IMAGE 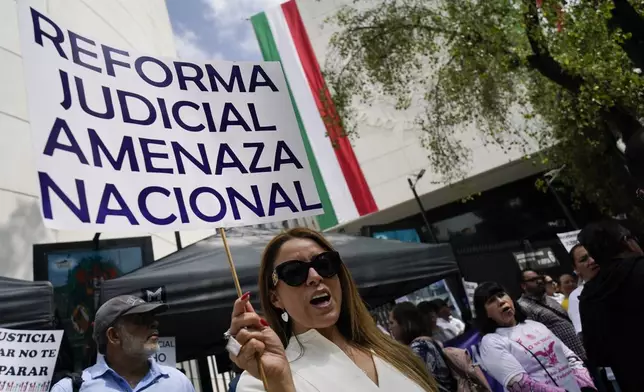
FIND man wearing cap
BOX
[51,295,195,391]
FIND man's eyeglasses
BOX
[623,234,640,244]
[523,276,544,283]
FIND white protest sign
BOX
[0,328,63,391]
[557,230,581,253]
[96,337,176,367]
[18,5,323,232]
[153,337,176,367]
[463,280,478,316]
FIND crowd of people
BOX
[47,221,642,392]
[470,219,641,392]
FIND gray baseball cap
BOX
[93,295,168,343]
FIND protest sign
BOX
[0,328,63,391]
[557,230,581,253]
[153,337,176,367]
[97,337,176,368]
[17,4,323,232]
[463,280,478,316]
[513,247,559,270]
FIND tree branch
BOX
[609,0,644,69]
[347,23,455,36]
[523,0,583,92]
[522,2,643,145]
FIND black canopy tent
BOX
[100,227,460,362]
[0,277,76,381]
[0,276,56,329]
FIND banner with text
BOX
[0,328,63,391]
[153,337,176,367]
[18,4,323,231]
[462,280,478,316]
[557,230,581,254]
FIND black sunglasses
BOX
[623,234,640,244]
[272,251,342,287]
[523,276,544,283]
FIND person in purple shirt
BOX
[51,295,194,392]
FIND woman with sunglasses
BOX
[227,228,438,392]
[474,282,596,392]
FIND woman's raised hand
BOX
[228,293,294,388]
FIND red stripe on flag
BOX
[281,0,377,216]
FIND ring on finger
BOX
[226,325,249,339]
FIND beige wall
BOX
[0,0,183,280]
[296,0,540,221]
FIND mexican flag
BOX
[251,0,378,230]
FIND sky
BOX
[166,0,285,62]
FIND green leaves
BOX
[325,0,644,213]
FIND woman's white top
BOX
[479,320,583,392]
[237,329,426,391]
[567,284,584,333]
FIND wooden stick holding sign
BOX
[219,228,270,390]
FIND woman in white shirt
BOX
[474,282,596,392]
[226,228,438,392]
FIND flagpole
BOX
[218,228,270,390]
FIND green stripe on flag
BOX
[251,12,338,230]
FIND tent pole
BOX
[218,228,270,391]
[93,232,101,250]
[175,231,183,250]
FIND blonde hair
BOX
[258,228,437,392]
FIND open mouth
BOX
[148,331,159,340]
[309,292,331,308]
[501,305,512,314]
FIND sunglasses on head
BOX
[272,251,342,287]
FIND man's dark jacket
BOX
[580,254,644,392]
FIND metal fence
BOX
[177,357,236,392]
